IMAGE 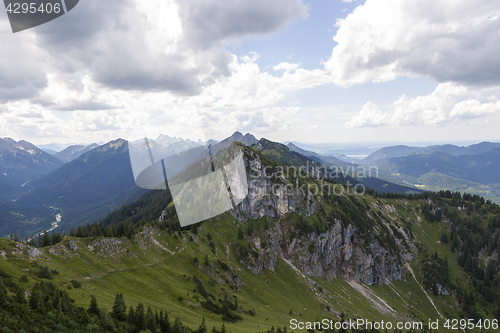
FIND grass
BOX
[0,194,494,332]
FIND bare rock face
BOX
[228,146,318,221]
[240,218,412,286]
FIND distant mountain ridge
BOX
[255,138,420,195]
[363,141,500,164]
[3,132,259,235]
[0,137,64,201]
[55,143,100,162]
[377,147,500,184]
[286,142,354,168]
[16,139,143,231]
[220,131,258,146]
[363,142,500,203]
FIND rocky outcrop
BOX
[239,218,413,286]
[226,145,318,221]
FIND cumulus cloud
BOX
[0,0,308,101]
[0,0,317,142]
[449,100,500,118]
[346,83,500,127]
[325,0,500,87]
[177,0,308,50]
[330,0,500,128]
[345,102,390,128]
[0,49,326,143]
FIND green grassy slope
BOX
[2,190,498,332]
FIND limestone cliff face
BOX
[226,145,318,221]
[240,218,413,285]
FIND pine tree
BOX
[29,289,40,310]
[15,287,26,304]
[159,309,170,333]
[127,222,135,239]
[83,226,90,238]
[0,280,6,306]
[76,226,84,238]
[127,306,136,327]
[88,295,100,316]
[145,306,157,331]
[135,302,145,331]
[42,231,50,247]
[172,317,182,333]
[197,317,207,333]
[112,293,127,321]
[91,223,102,237]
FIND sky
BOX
[1,0,500,146]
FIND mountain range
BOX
[0,137,64,201]
[4,133,500,239]
[0,139,499,332]
[357,141,500,202]
[54,143,100,163]
[0,132,262,237]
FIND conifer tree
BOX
[159,309,170,333]
[15,287,26,304]
[83,226,90,238]
[88,295,100,316]
[145,306,157,331]
[29,289,39,310]
[127,305,136,327]
[0,280,6,306]
[112,293,127,321]
[197,317,207,333]
[42,231,50,247]
[91,222,102,237]
[172,317,182,333]
[135,302,145,331]
[76,226,83,238]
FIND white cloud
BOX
[332,0,500,129]
[449,100,500,118]
[308,124,319,130]
[0,50,329,143]
[0,0,308,100]
[325,0,500,87]
[346,83,500,127]
[0,0,316,143]
[345,102,390,128]
[274,62,301,72]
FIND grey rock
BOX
[68,241,78,251]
